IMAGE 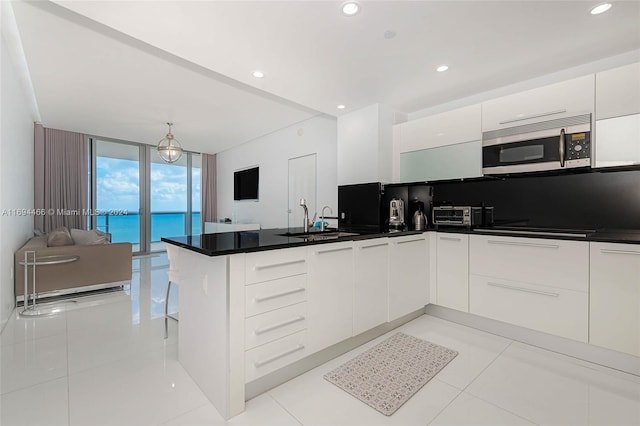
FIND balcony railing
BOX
[96,212,201,244]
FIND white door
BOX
[288,154,317,229]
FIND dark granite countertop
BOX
[161,227,424,256]
[162,226,640,257]
[436,226,640,245]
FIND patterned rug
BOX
[324,332,458,416]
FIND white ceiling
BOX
[9,0,640,155]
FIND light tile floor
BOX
[1,255,639,426]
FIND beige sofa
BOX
[15,234,132,300]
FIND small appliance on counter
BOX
[433,205,493,228]
[388,198,405,231]
[338,182,386,232]
[412,207,427,230]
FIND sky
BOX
[96,157,200,213]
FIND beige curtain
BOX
[34,123,88,233]
[201,153,217,230]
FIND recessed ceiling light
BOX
[590,3,612,14]
[383,30,397,39]
[436,65,449,72]
[337,105,346,110]
[252,70,264,78]
[341,2,360,16]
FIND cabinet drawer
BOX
[469,275,588,342]
[245,302,307,350]
[245,274,307,317]
[245,330,308,382]
[245,247,307,284]
[469,235,588,292]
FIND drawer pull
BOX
[254,259,305,270]
[315,246,353,255]
[439,236,462,242]
[254,344,305,368]
[487,281,560,298]
[396,238,424,245]
[360,243,388,250]
[254,287,305,302]
[498,109,566,125]
[600,249,640,256]
[488,240,559,249]
[254,316,306,335]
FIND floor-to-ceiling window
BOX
[92,138,200,254]
[93,140,142,252]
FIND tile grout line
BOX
[462,339,514,392]
[461,341,542,426]
[267,392,305,425]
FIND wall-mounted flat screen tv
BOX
[234,166,259,200]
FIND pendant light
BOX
[157,122,184,163]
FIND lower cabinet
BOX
[468,235,589,343]
[388,234,429,321]
[590,242,640,356]
[353,238,389,335]
[436,233,469,312]
[307,241,354,352]
[469,275,588,342]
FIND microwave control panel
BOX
[566,132,590,160]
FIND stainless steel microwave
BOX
[482,114,591,175]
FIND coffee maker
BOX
[388,198,405,231]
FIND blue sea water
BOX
[96,213,201,244]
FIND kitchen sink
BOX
[279,231,359,240]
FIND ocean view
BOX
[96,212,201,244]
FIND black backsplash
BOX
[388,169,640,230]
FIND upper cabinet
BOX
[394,104,482,182]
[481,75,595,133]
[594,62,640,168]
[595,62,640,120]
[397,105,481,153]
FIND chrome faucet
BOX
[320,206,333,232]
[299,198,310,233]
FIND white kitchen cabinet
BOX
[594,63,640,168]
[397,104,481,153]
[469,275,588,342]
[481,74,594,132]
[469,235,588,292]
[595,115,640,167]
[400,141,482,182]
[388,234,429,321]
[353,238,389,335]
[395,105,482,182]
[595,62,640,120]
[589,242,640,357]
[469,234,589,342]
[436,233,469,312]
[306,241,354,352]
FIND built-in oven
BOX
[482,114,591,175]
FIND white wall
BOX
[0,35,37,328]
[216,115,337,229]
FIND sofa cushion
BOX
[47,227,73,247]
[71,228,108,245]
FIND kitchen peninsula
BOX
[162,227,429,419]
[163,225,640,419]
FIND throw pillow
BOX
[94,229,112,243]
[47,227,73,247]
[70,228,108,245]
